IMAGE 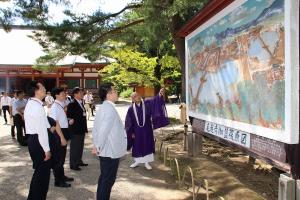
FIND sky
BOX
[0,0,136,24]
[49,0,137,22]
[0,0,136,66]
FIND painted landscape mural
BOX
[187,0,285,131]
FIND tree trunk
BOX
[170,14,186,102]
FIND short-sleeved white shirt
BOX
[49,100,68,128]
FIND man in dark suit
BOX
[67,87,88,170]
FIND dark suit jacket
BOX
[67,100,88,135]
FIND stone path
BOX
[0,103,191,200]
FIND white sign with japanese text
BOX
[204,121,251,148]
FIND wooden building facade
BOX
[0,27,110,93]
[0,63,107,93]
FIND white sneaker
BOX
[145,163,152,170]
[130,162,139,168]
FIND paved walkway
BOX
[0,103,191,200]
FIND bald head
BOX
[131,92,138,98]
[131,92,141,103]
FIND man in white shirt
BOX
[83,90,93,120]
[12,90,27,145]
[92,82,127,200]
[24,81,52,200]
[10,91,18,139]
[1,92,12,125]
[0,91,3,116]
[50,87,74,187]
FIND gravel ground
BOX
[0,103,191,200]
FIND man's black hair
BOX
[72,87,82,95]
[26,81,40,97]
[16,90,24,97]
[98,82,114,101]
[51,88,64,99]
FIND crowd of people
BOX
[0,90,95,143]
[0,81,169,200]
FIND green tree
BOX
[100,47,158,92]
[159,54,181,96]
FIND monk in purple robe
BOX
[125,88,169,170]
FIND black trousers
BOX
[97,157,120,200]
[27,134,51,200]
[14,114,27,145]
[2,105,9,123]
[11,124,15,138]
[91,104,95,116]
[53,129,69,183]
[53,145,67,183]
[70,134,85,168]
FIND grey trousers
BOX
[69,134,85,168]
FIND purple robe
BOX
[125,95,169,158]
[151,95,170,129]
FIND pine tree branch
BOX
[88,3,143,26]
[94,18,145,43]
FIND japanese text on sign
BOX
[204,121,251,148]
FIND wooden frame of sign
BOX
[178,0,300,178]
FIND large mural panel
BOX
[186,0,299,143]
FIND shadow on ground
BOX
[0,131,191,200]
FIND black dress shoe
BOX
[78,163,88,167]
[64,176,74,182]
[70,166,81,171]
[55,182,71,188]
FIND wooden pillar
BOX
[98,74,102,88]
[5,72,9,92]
[56,72,59,87]
[61,71,64,84]
[80,68,84,88]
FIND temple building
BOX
[0,27,112,92]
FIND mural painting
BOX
[186,0,298,143]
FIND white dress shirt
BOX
[49,100,68,128]
[65,96,72,106]
[11,97,17,114]
[24,98,51,152]
[1,96,12,107]
[92,100,127,159]
[11,97,17,105]
[12,99,27,116]
[83,94,93,104]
